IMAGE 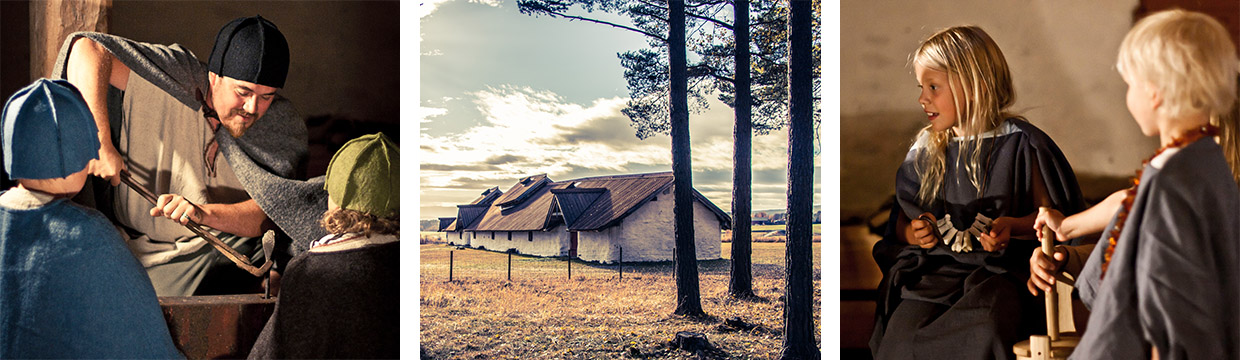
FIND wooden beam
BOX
[30,0,111,79]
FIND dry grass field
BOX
[420,242,821,359]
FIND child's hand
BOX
[979,216,1012,252]
[909,212,939,249]
[1027,245,1068,295]
[1034,207,1067,242]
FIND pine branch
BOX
[688,12,733,30]
[688,64,735,83]
[686,0,730,9]
[631,0,732,31]
[535,5,668,41]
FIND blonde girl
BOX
[871,25,1085,360]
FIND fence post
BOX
[618,246,623,281]
[567,255,572,280]
[507,251,512,282]
[449,250,454,282]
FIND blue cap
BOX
[2,79,100,180]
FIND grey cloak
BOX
[1070,137,1240,360]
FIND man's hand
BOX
[89,142,126,186]
[980,216,1012,252]
[1027,245,1068,295]
[1034,207,1068,242]
[909,212,939,249]
[150,193,205,225]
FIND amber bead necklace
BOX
[1100,124,1219,279]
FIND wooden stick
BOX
[119,170,271,277]
[1040,207,1060,341]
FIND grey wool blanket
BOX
[51,31,328,262]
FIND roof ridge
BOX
[558,171,673,183]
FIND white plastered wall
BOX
[457,226,570,257]
[576,193,723,263]
[446,231,469,246]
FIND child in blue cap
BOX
[0,79,182,358]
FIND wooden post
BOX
[449,250,454,282]
[1040,207,1059,341]
[567,256,572,280]
[31,0,111,78]
[618,246,623,281]
[507,251,512,282]
[1030,335,1051,360]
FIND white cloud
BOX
[423,85,668,177]
[419,0,502,19]
[419,107,449,127]
[419,85,818,218]
[423,85,804,176]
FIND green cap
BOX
[325,133,399,217]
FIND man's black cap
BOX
[207,15,289,88]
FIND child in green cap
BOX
[0,79,182,358]
[250,132,398,359]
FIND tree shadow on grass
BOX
[587,258,732,274]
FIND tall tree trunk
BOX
[780,0,819,358]
[728,0,755,299]
[670,0,704,317]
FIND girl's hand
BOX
[1034,207,1067,242]
[979,216,1012,252]
[1027,245,1068,295]
[909,212,939,249]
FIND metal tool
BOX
[119,170,273,277]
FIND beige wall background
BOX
[108,1,399,125]
[840,0,1156,218]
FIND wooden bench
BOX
[841,224,884,356]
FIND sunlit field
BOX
[420,242,821,359]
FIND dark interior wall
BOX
[1,0,31,102]
[110,1,400,127]
[0,1,29,190]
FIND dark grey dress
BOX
[1071,137,1240,360]
[871,118,1085,360]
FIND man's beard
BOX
[224,110,257,137]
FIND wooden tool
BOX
[119,170,273,277]
[1013,207,1080,360]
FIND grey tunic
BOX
[50,32,329,295]
[1072,138,1240,359]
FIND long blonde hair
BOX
[1118,9,1240,185]
[911,25,1022,207]
[1224,78,1240,185]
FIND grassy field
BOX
[420,242,821,359]
[749,224,821,234]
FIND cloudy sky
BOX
[419,0,821,220]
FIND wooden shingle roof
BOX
[472,180,567,231]
[549,187,606,228]
[494,174,548,207]
[461,172,732,232]
[455,204,490,230]
[555,173,674,231]
[437,217,457,232]
[471,186,503,205]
